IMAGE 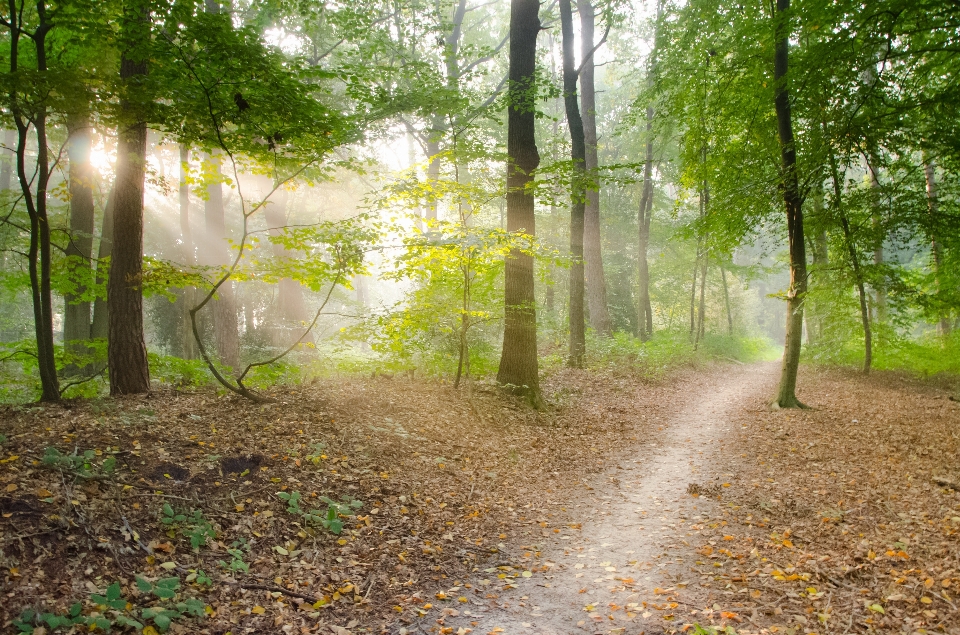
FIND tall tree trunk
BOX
[0,129,14,189]
[91,187,115,341]
[827,146,871,373]
[694,251,708,348]
[869,165,885,331]
[63,113,96,369]
[721,265,733,335]
[805,186,827,345]
[923,160,950,338]
[265,188,312,346]
[773,0,808,408]
[579,0,612,337]
[9,2,59,401]
[637,109,655,341]
[108,0,151,395]
[560,0,586,367]
[203,151,240,368]
[178,144,197,359]
[497,0,543,408]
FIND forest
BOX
[0,0,958,633]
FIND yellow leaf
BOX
[5,483,17,492]
[521,571,532,577]
[143,627,160,635]
[783,539,794,548]
[924,578,934,589]
[920,597,932,604]
[868,604,884,613]
[251,605,265,614]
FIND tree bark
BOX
[827,145,870,373]
[178,144,197,359]
[202,151,240,368]
[560,0,586,367]
[637,107,655,341]
[579,0,612,337]
[0,129,14,189]
[63,113,96,367]
[264,188,312,346]
[91,186,115,341]
[720,265,733,335]
[497,0,543,408]
[107,0,151,395]
[773,0,808,408]
[9,2,59,401]
[923,159,950,338]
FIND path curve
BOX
[431,363,778,635]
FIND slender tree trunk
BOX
[694,252,708,348]
[923,160,950,338]
[265,188,311,346]
[63,113,96,369]
[0,129,14,189]
[108,0,151,395]
[497,0,543,408]
[688,256,699,339]
[773,0,808,408]
[868,165,885,331]
[579,0,612,337]
[91,186,115,341]
[9,2,59,401]
[637,109,655,341]
[827,148,871,373]
[178,144,197,359]
[721,265,733,335]
[202,151,240,368]
[560,0,586,367]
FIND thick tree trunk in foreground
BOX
[579,0,612,337]
[63,113,96,366]
[560,0,586,367]
[773,0,808,408]
[203,152,240,368]
[923,160,950,338]
[108,2,151,395]
[497,0,543,408]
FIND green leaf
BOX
[106,581,122,601]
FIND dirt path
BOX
[431,363,779,635]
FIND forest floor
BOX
[1,361,958,635]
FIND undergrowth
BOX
[807,331,960,378]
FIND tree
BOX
[579,0,612,337]
[5,0,60,401]
[107,0,151,395]
[772,0,807,408]
[497,0,543,407]
[559,0,586,367]
[63,112,96,369]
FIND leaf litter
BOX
[1,363,956,634]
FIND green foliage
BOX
[277,490,362,535]
[161,504,216,550]
[12,575,206,634]
[562,330,776,380]
[41,446,117,477]
[218,539,251,574]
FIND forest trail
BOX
[437,363,779,635]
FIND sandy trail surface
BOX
[425,363,778,635]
